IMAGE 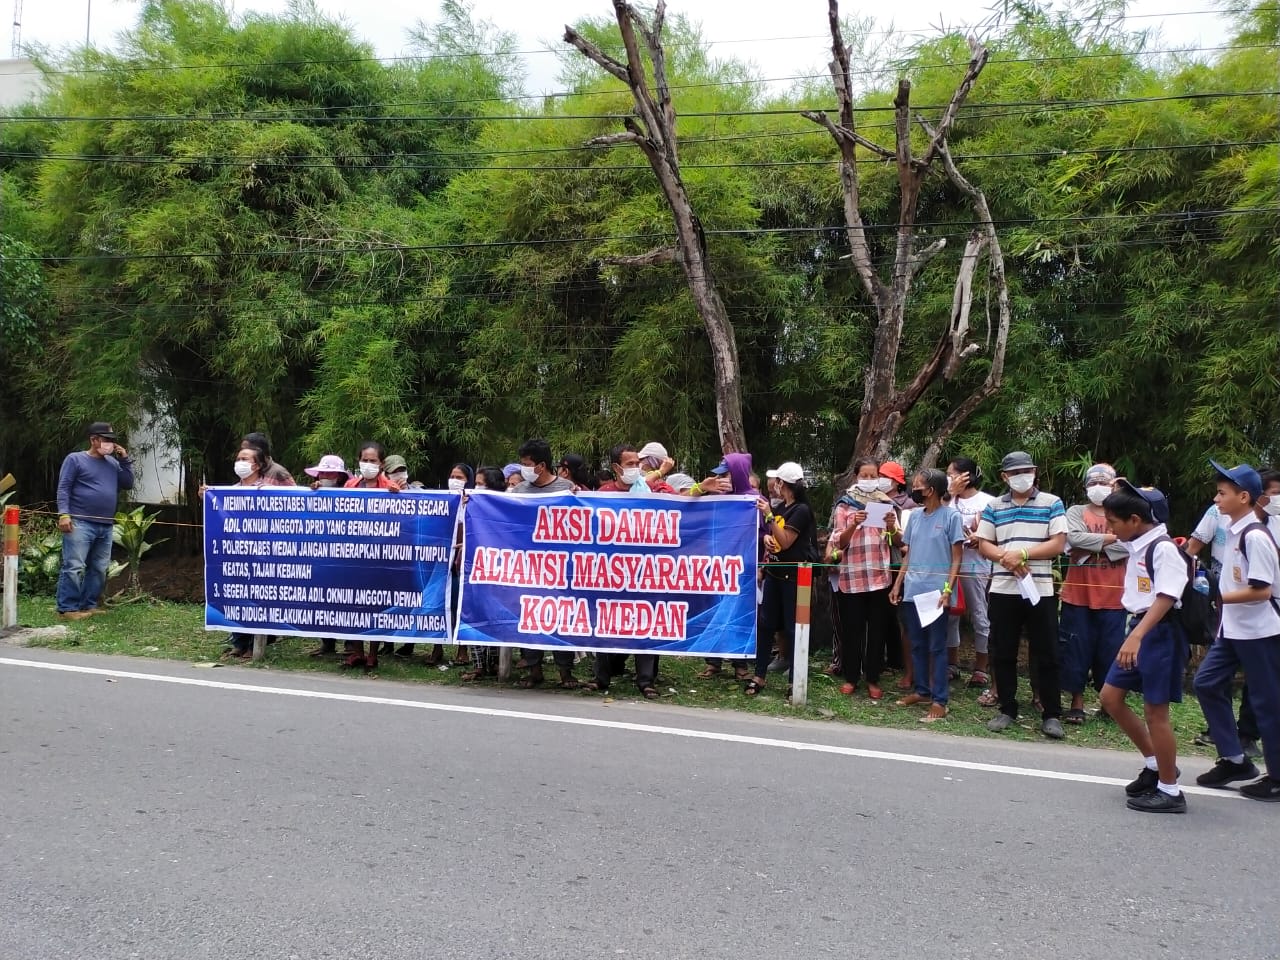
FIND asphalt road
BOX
[2,646,1277,960]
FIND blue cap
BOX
[1115,478,1170,524]
[1210,460,1262,500]
[710,461,729,475]
[502,463,523,479]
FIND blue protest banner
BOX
[203,487,460,642]
[457,491,758,656]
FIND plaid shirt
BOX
[832,501,893,594]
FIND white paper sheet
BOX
[861,501,895,529]
[1017,573,1041,605]
[913,590,944,626]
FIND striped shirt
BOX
[975,489,1068,597]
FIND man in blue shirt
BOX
[55,421,134,619]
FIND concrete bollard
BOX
[791,563,812,706]
[2,507,18,629]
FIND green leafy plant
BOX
[111,507,167,599]
[19,531,62,596]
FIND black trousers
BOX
[756,573,798,679]
[594,652,658,691]
[988,592,1061,720]
[836,588,890,685]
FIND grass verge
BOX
[14,595,1216,754]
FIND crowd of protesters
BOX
[54,419,1280,813]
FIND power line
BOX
[5,89,1273,124]
[29,8,1241,76]
[4,139,1270,173]
[8,207,1275,264]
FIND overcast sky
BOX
[17,0,1233,92]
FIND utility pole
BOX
[11,0,20,57]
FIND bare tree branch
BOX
[910,237,948,276]
[588,131,647,148]
[601,246,678,267]
[800,110,895,160]
[918,43,990,169]
[562,26,629,84]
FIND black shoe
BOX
[1193,729,1213,748]
[1126,789,1187,814]
[1239,776,1280,802]
[1241,738,1263,761]
[1125,766,1181,797]
[1195,757,1260,789]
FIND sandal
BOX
[734,666,752,681]
[822,663,840,676]
[1063,708,1088,725]
[744,678,765,697]
[977,688,999,707]
[556,677,582,690]
[640,686,659,700]
[967,670,990,688]
[459,669,489,682]
[695,666,722,680]
[947,664,961,681]
[582,681,608,693]
[517,670,544,689]
[895,676,913,691]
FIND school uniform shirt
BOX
[1219,515,1280,640]
[1121,524,1189,615]
[1190,505,1230,571]
[901,505,965,600]
[975,488,1068,598]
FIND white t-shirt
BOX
[1219,515,1280,639]
[1190,505,1230,569]
[1122,524,1189,615]
[952,490,994,573]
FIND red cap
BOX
[879,461,906,485]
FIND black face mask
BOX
[909,488,926,504]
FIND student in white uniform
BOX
[1098,481,1190,814]
[1193,462,1280,803]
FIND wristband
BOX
[942,582,952,595]
[1020,548,1029,563]
[690,482,702,496]
[58,514,70,521]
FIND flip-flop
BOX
[1063,708,1088,725]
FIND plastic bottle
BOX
[1193,567,1211,596]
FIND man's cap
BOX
[383,455,408,475]
[1210,459,1262,500]
[87,421,117,440]
[304,454,349,478]
[1115,478,1170,524]
[766,461,805,485]
[878,460,906,485]
[666,472,696,492]
[1000,450,1036,472]
[709,460,730,475]
[502,463,523,479]
[1085,463,1117,486]
[637,442,668,461]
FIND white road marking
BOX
[0,655,1241,800]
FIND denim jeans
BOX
[55,519,114,613]
[905,602,950,705]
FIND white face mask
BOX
[621,467,643,486]
[855,478,879,494]
[447,477,466,492]
[1007,474,1035,494]
[316,477,339,488]
[98,442,115,456]
[520,465,538,483]
[233,460,254,479]
[1263,498,1280,517]
[877,477,893,493]
[388,470,408,485]
[358,461,381,480]
[1086,484,1111,506]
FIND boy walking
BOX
[1098,481,1190,813]
[1193,462,1280,802]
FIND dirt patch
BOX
[108,553,205,604]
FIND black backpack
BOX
[1143,536,1216,646]
[1236,521,1280,618]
